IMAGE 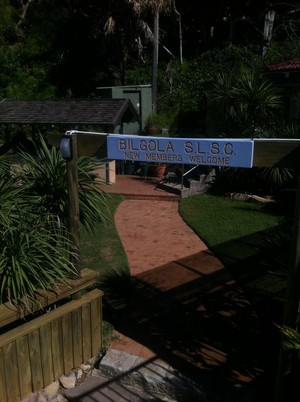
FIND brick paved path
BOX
[115,199,208,274]
[97,177,274,401]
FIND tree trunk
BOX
[173,1,182,64]
[262,9,275,59]
[152,9,159,112]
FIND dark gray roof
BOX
[0,98,139,128]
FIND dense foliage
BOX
[0,152,73,311]
[0,140,109,312]
[18,137,109,232]
[0,0,299,101]
[0,1,298,211]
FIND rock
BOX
[80,363,92,372]
[41,380,60,401]
[21,393,39,402]
[87,355,99,366]
[76,368,83,380]
[59,372,76,389]
[56,394,68,402]
[36,392,47,402]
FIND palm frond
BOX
[277,325,300,351]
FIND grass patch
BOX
[179,193,283,247]
[179,193,289,307]
[80,193,131,346]
[80,194,130,276]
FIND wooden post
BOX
[66,133,81,280]
[274,172,300,402]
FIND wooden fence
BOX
[0,270,103,402]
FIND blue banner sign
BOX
[107,135,254,168]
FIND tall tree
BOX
[102,0,172,109]
[262,9,276,59]
[132,1,172,111]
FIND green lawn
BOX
[80,193,132,317]
[180,193,290,304]
[80,193,130,276]
[179,193,284,247]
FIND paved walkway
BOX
[115,199,209,274]
[102,174,180,201]
[98,176,272,401]
[64,175,274,401]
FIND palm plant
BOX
[210,70,282,137]
[209,70,296,197]
[77,155,110,232]
[16,136,109,232]
[279,326,300,351]
[0,171,75,312]
[0,214,75,312]
[257,122,300,196]
[234,72,282,135]
[0,137,109,312]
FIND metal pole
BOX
[274,171,300,401]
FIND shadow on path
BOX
[103,243,284,401]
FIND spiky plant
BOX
[210,71,282,137]
[0,215,76,312]
[278,326,300,351]
[77,155,110,232]
[17,136,109,232]
[0,171,75,312]
[0,136,109,313]
[233,71,282,134]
